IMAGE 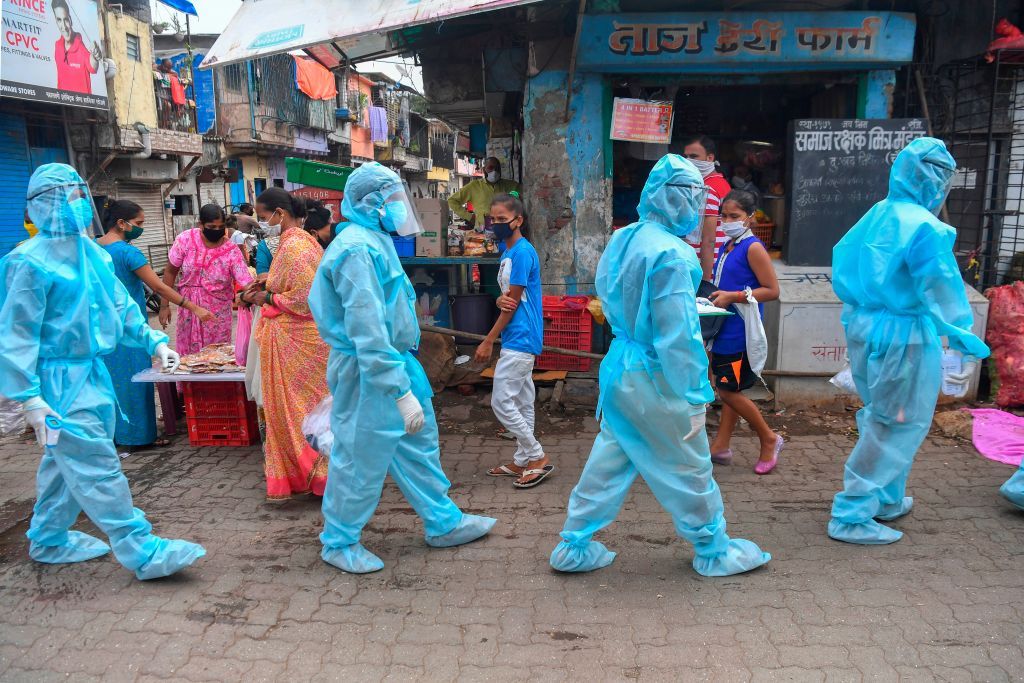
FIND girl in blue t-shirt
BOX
[707,190,784,474]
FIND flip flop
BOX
[513,465,554,489]
[487,464,521,477]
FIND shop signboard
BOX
[1,0,108,109]
[577,12,916,73]
[785,118,927,266]
[610,98,673,144]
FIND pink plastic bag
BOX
[969,408,1024,466]
[235,305,253,367]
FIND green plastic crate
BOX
[285,157,355,191]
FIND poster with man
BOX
[1,0,108,109]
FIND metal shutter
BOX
[0,114,31,258]
[116,184,172,272]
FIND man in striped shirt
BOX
[683,136,731,280]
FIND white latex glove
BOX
[396,391,425,435]
[22,397,61,447]
[683,407,707,441]
[155,342,181,373]
[946,353,979,388]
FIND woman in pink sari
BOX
[160,204,253,354]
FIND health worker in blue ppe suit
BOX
[1001,463,1024,511]
[309,162,496,574]
[830,137,990,545]
[0,164,205,579]
[549,154,771,577]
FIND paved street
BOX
[0,409,1022,682]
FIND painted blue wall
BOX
[523,70,608,294]
[168,52,216,134]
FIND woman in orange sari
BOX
[243,189,332,500]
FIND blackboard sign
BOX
[785,118,927,266]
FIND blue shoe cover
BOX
[321,543,384,574]
[549,539,616,572]
[828,518,903,545]
[29,531,110,564]
[692,539,771,577]
[1000,479,1024,511]
[424,514,496,548]
[875,497,913,521]
[134,539,206,580]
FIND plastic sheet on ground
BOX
[969,408,1024,466]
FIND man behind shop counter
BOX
[447,157,521,228]
[682,135,731,280]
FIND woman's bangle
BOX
[179,295,188,308]
[264,291,273,305]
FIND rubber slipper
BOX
[513,465,554,489]
[487,464,521,477]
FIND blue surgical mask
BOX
[381,201,408,234]
[65,198,94,233]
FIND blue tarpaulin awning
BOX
[155,0,198,16]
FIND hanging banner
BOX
[610,98,674,144]
[578,12,916,73]
[0,0,108,109]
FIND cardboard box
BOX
[415,198,448,257]
[416,229,445,257]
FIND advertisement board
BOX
[1,0,109,109]
[610,98,674,144]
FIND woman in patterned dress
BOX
[242,189,330,500]
[159,204,253,355]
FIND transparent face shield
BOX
[27,180,102,239]
[379,182,423,237]
[660,181,709,239]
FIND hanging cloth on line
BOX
[368,106,390,143]
[293,56,337,101]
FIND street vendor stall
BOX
[133,343,257,446]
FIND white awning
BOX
[200,0,543,69]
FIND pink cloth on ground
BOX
[969,408,1024,466]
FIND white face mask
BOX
[485,171,499,183]
[258,212,282,237]
[691,159,716,178]
[721,220,749,240]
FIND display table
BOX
[132,368,247,436]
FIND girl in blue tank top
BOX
[707,190,784,474]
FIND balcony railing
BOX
[155,79,197,134]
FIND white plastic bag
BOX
[940,348,968,398]
[735,287,768,378]
[830,365,858,394]
[0,396,25,436]
[303,394,333,458]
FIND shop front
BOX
[577,10,917,260]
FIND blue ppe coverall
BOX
[999,463,1024,511]
[829,138,991,544]
[549,155,771,577]
[309,162,495,574]
[0,164,204,579]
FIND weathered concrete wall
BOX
[523,70,610,294]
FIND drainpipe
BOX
[131,122,152,158]
[246,61,258,142]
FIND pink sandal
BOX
[754,436,784,475]
[710,449,733,465]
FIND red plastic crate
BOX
[183,382,258,446]
[536,295,594,372]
